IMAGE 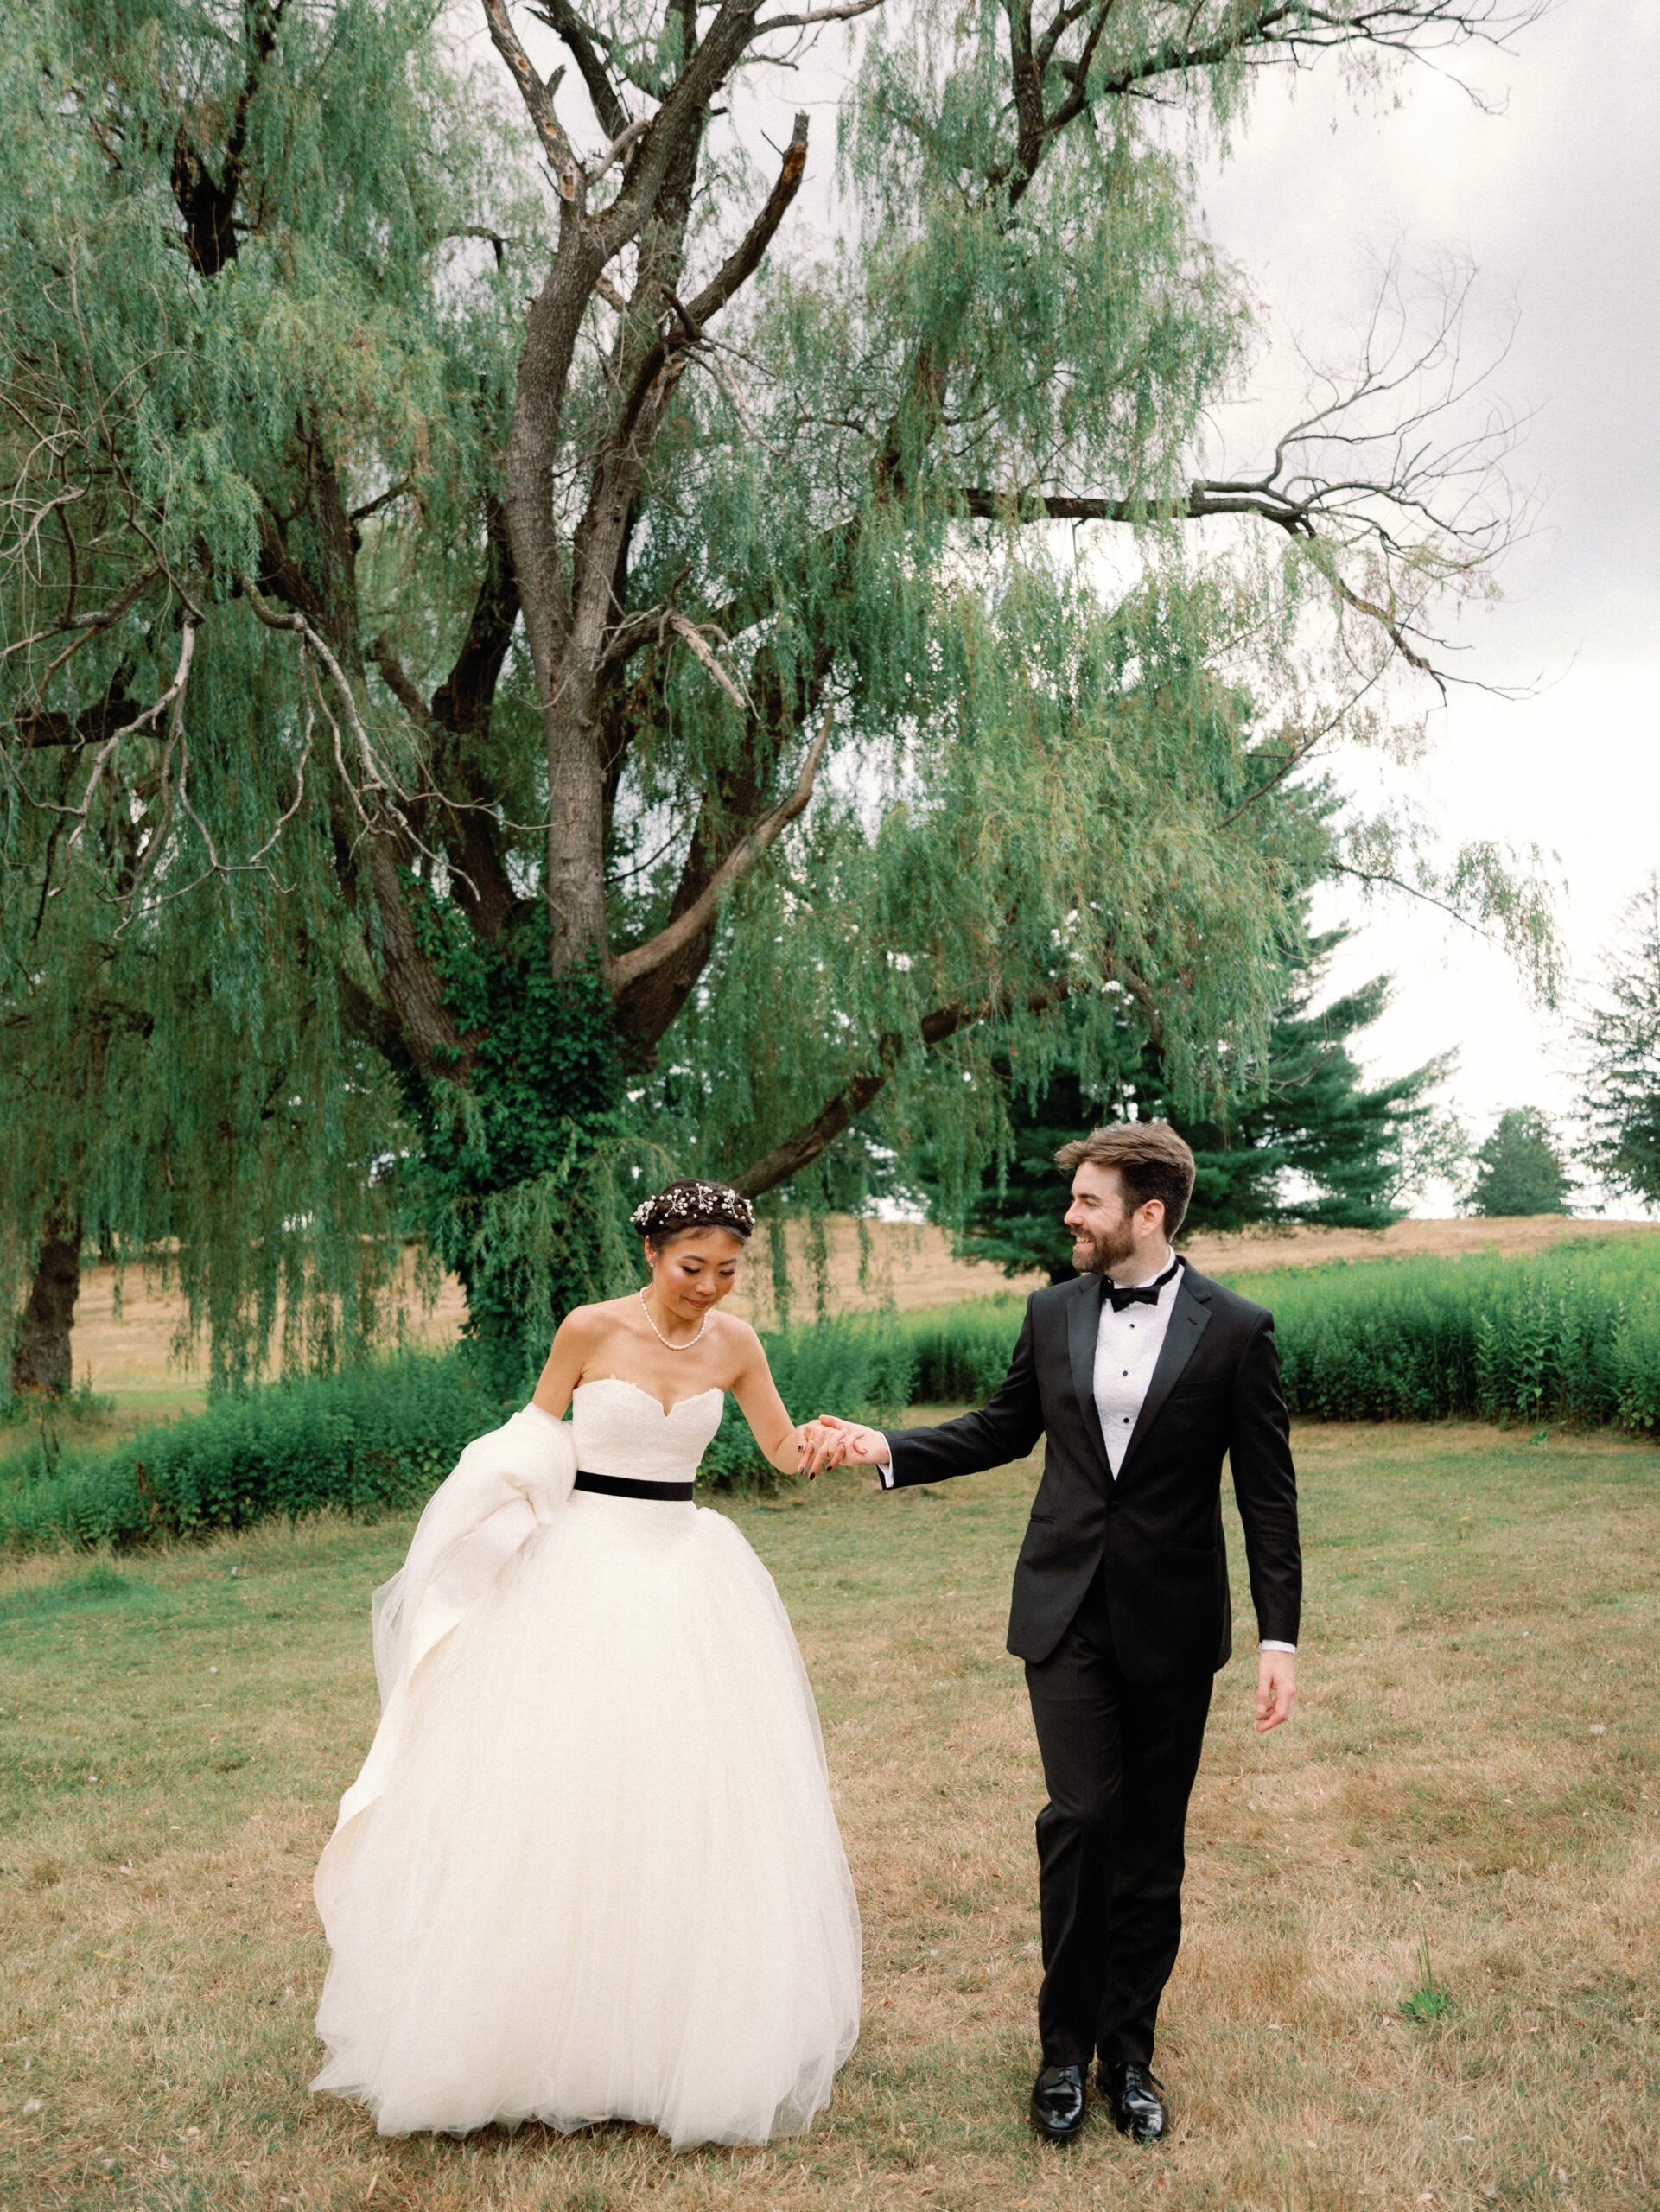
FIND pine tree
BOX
[936,935,1450,1281]
[2,0,1549,1392]
[1578,878,1660,1210]
[1466,1109,1574,1218]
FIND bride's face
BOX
[646,1228,747,1317]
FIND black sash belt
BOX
[574,1470,695,1503]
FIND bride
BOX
[310,1179,861,2147]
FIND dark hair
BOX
[1053,1121,1197,1241]
[631,1179,755,1248]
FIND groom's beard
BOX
[1074,1217,1136,1276]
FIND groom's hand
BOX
[1255,1650,1296,1733]
[800,1414,890,1474]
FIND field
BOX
[50,1217,1660,1427]
[3,1420,1657,2211]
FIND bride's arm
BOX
[531,1307,606,1421]
[726,1322,809,1476]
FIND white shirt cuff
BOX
[1259,1639,1296,1654]
[877,1444,895,1489]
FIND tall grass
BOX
[1253,1237,1660,1429]
[0,1319,919,1554]
[6,1236,1655,1555]
[874,1237,1660,1435]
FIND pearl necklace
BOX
[638,1285,708,1351]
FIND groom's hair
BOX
[1053,1122,1197,1240]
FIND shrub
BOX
[1246,1238,1660,1429]
[0,1317,918,1550]
[896,1296,1029,1405]
[0,1354,504,1554]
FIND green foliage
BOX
[395,921,639,1395]
[892,1297,1033,1405]
[0,0,513,1383]
[10,1236,1659,1556]
[1250,1239,1660,1427]
[0,1353,506,1553]
[933,932,1448,1281]
[1400,1930,1453,2024]
[1466,1108,1574,1218]
[849,1240,1660,1434]
[1578,878,1660,1209]
[0,0,1553,1403]
[0,1317,914,1549]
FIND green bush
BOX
[0,1354,505,1554]
[836,1238,1660,1437]
[1244,1237,1660,1428]
[8,1237,1655,1557]
[895,1296,1030,1405]
[0,1317,915,1552]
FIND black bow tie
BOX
[1104,1260,1180,1313]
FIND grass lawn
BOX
[2,1419,1657,2211]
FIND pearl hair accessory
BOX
[631,1179,756,1242]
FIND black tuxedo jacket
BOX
[882,1263,1301,1681]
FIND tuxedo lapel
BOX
[1118,1269,1212,1479]
[1066,1272,1112,1484]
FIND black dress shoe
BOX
[1099,2060,1167,2142]
[1029,2063,1086,2142]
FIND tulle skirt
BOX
[312,1492,861,2145]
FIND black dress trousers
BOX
[1024,1560,1213,2069]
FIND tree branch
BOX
[681,112,810,328]
[482,0,586,199]
[525,0,629,138]
[732,1001,985,1197]
[607,703,830,991]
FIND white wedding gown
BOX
[311,1379,861,2146]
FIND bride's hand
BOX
[805,1414,888,1470]
[796,1420,847,1477]
[797,1424,845,1478]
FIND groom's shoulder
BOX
[1028,1275,1085,1321]
[1179,1262,1273,1332]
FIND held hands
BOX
[796,1414,890,1478]
[1255,1649,1296,1733]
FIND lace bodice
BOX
[569,1377,724,1485]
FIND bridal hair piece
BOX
[632,1179,756,1245]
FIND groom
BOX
[807,1121,1301,2144]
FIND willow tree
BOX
[2,0,1547,1389]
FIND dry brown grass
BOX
[3,1421,1657,2211]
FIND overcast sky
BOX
[1193,1,1659,1206]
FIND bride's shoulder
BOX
[556,1296,636,1343]
[712,1310,765,1362]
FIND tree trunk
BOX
[10,1211,84,1397]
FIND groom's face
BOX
[1063,1163,1138,1274]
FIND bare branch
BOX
[665,611,755,713]
[680,112,810,329]
[754,0,884,29]
[525,0,629,138]
[588,114,651,181]
[608,703,831,992]
[732,998,983,1198]
[482,0,585,200]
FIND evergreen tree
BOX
[1466,1108,1574,1217]
[937,935,1450,1281]
[1578,877,1660,1210]
[1,0,1552,1393]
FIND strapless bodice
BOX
[569,1377,724,1485]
